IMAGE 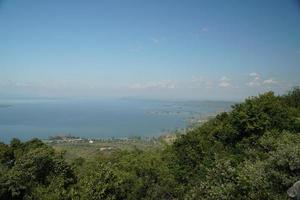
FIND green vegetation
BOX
[1,87,300,199]
[50,138,163,162]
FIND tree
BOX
[0,139,77,200]
[79,162,123,200]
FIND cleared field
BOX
[50,139,164,161]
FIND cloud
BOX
[263,78,277,85]
[219,81,231,88]
[247,72,278,87]
[249,72,260,77]
[246,77,261,87]
[218,76,232,88]
[129,80,176,90]
[191,76,235,89]
[246,72,261,87]
[190,76,213,89]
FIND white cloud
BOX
[247,72,278,87]
[129,80,176,90]
[190,76,214,89]
[219,81,231,88]
[263,78,277,85]
[246,81,260,87]
[246,72,261,87]
[249,72,260,77]
[191,76,235,89]
[218,76,232,88]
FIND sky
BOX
[0,0,300,100]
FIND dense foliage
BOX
[0,139,76,200]
[1,87,300,200]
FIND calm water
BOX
[0,99,234,143]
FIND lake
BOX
[0,98,235,143]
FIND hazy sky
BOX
[0,0,300,100]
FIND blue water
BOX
[0,99,234,143]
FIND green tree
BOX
[0,139,76,200]
[79,162,123,200]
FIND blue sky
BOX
[0,0,299,100]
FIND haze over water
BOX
[0,99,233,143]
